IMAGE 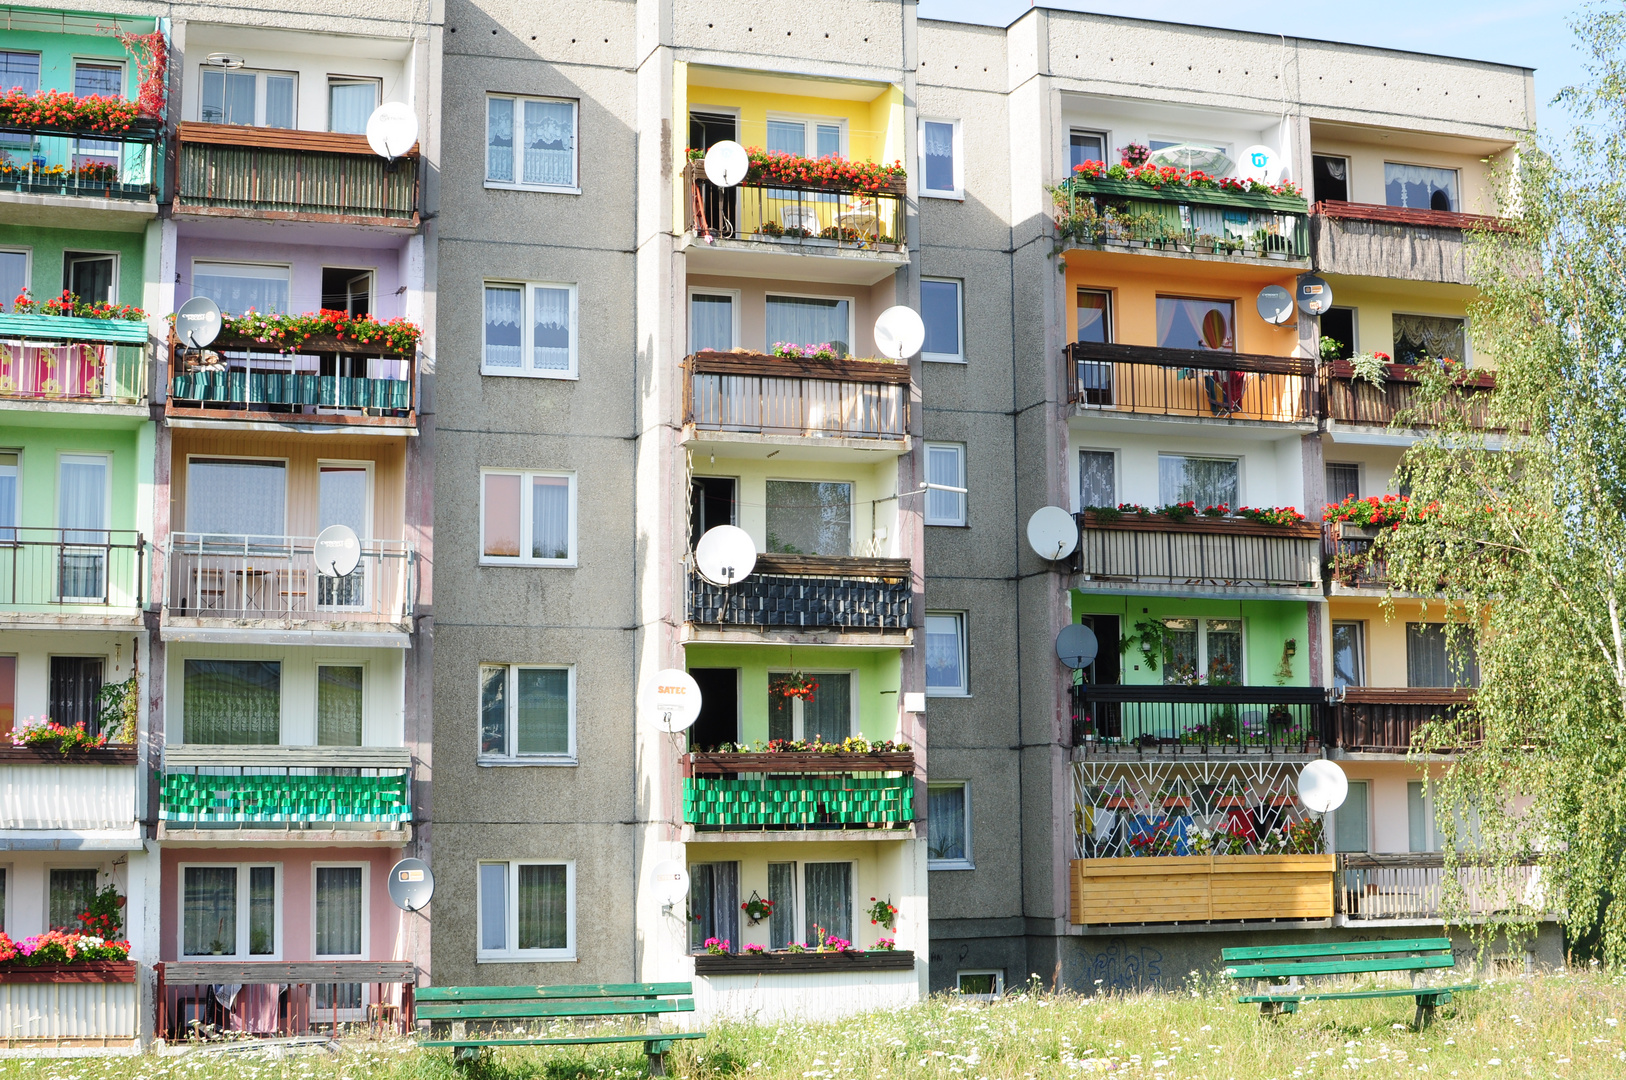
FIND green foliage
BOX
[98,674,139,745]
[1119,617,1166,671]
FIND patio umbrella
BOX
[1147,144,1234,176]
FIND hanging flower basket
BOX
[741,892,774,925]
[771,672,818,702]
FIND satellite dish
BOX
[703,140,749,187]
[1026,506,1079,561]
[645,668,703,733]
[175,295,222,348]
[366,102,419,161]
[387,858,435,911]
[1256,285,1294,326]
[874,306,926,361]
[1297,275,1333,317]
[651,860,690,908]
[695,525,756,586]
[1239,144,1280,184]
[1297,760,1350,814]
[203,52,245,69]
[313,524,362,578]
[1055,623,1099,670]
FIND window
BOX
[1407,624,1480,688]
[186,459,287,537]
[486,95,578,190]
[1156,297,1234,352]
[58,453,107,600]
[0,655,14,737]
[1158,454,1238,509]
[957,970,1004,999]
[767,862,796,951]
[1408,781,1440,852]
[320,268,373,318]
[1331,622,1365,689]
[919,118,962,198]
[184,659,281,744]
[688,291,737,354]
[0,867,6,931]
[48,868,96,931]
[766,115,843,158]
[0,51,39,94]
[765,294,850,356]
[928,783,972,869]
[1077,289,1111,344]
[1334,780,1370,853]
[768,671,851,743]
[765,480,851,556]
[1326,463,1360,504]
[804,862,852,944]
[49,657,103,735]
[926,612,968,696]
[64,253,115,305]
[481,470,576,565]
[478,860,574,960]
[688,862,738,953]
[200,68,296,128]
[483,282,577,377]
[0,250,28,312]
[924,444,966,526]
[1069,129,1107,171]
[480,664,575,763]
[1320,307,1356,362]
[182,864,278,958]
[317,666,364,746]
[192,262,291,316]
[1079,450,1115,509]
[328,78,378,134]
[1392,314,1468,365]
[73,61,122,98]
[920,279,963,362]
[1385,163,1458,213]
[313,865,364,959]
[1312,154,1349,203]
[689,477,737,548]
[0,451,16,542]
[318,464,370,608]
[1161,618,1242,685]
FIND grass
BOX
[4,969,1626,1079]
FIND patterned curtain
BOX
[484,286,523,370]
[532,286,572,371]
[487,98,514,183]
[523,99,575,187]
[803,672,851,743]
[317,666,364,746]
[183,659,281,744]
[517,864,568,950]
[764,480,851,556]
[803,862,852,943]
[1392,314,1467,364]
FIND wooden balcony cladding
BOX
[175,122,419,226]
[1309,202,1508,286]
[1076,511,1322,594]
[1065,342,1316,424]
[1323,360,1497,429]
[1312,200,1504,231]
[684,751,916,777]
[1071,854,1336,925]
[685,350,909,442]
[1329,688,1477,754]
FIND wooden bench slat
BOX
[417,982,691,1002]
[419,999,693,1021]
[1238,984,1476,1005]
[421,1033,709,1049]
[1222,938,1450,962]
[1225,954,1455,980]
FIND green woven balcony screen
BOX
[170,373,410,410]
[683,775,914,829]
[161,771,411,825]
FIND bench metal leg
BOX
[1414,996,1437,1031]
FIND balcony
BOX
[1075,511,1323,599]
[166,331,415,431]
[1,959,138,1047]
[0,745,139,845]
[159,745,412,842]
[1056,174,1310,264]
[685,556,912,645]
[1329,688,1476,754]
[684,350,909,456]
[0,315,151,409]
[1323,360,1498,434]
[1071,684,1327,755]
[1337,854,1544,922]
[0,529,146,624]
[1310,201,1504,285]
[683,751,915,836]
[683,162,908,285]
[0,120,161,227]
[157,961,416,1040]
[162,533,414,643]
[1325,522,1391,591]
[1071,854,1335,925]
[175,122,419,227]
[1065,342,1316,426]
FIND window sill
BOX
[478,757,578,768]
[484,182,582,196]
[925,521,969,528]
[922,356,966,364]
[478,558,578,569]
[929,860,975,871]
[476,953,577,963]
[926,691,972,699]
[921,190,964,201]
[480,368,580,380]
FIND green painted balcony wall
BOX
[1070,593,1311,687]
[160,771,410,824]
[683,642,903,746]
[5,425,146,528]
[684,774,914,829]
[0,25,145,101]
[0,224,147,309]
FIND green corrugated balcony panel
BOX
[161,771,411,825]
[683,775,914,829]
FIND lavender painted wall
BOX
[175,236,408,321]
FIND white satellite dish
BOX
[1238,144,1280,184]
[651,859,690,909]
[1297,760,1350,814]
[1026,506,1079,561]
[695,525,756,586]
[366,102,420,161]
[313,524,362,578]
[175,295,222,348]
[1256,285,1294,326]
[703,140,749,187]
[874,306,926,361]
[644,669,703,733]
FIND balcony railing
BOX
[1323,360,1497,429]
[1309,201,1503,284]
[168,332,414,425]
[0,332,149,405]
[164,533,414,625]
[684,350,909,441]
[686,555,912,631]
[682,751,914,832]
[1075,512,1322,594]
[175,122,419,226]
[1056,174,1310,260]
[1337,853,1544,921]
[1066,342,1316,423]
[1,961,138,1044]
[0,121,160,200]
[160,746,411,830]
[1071,684,1327,754]
[1329,688,1477,754]
[0,528,144,610]
[1324,523,1391,589]
[684,162,905,254]
[0,746,138,831]
[157,961,416,1040]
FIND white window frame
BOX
[326,76,381,134]
[310,861,369,959]
[1161,617,1245,684]
[190,260,294,316]
[63,251,118,305]
[0,447,21,528]
[796,860,856,945]
[71,57,125,98]
[195,66,298,127]
[183,454,291,536]
[923,443,967,527]
[479,469,578,567]
[766,667,858,741]
[957,969,1004,1000]
[476,859,576,962]
[485,95,580,194]
[478,662,577,766]
[918,117,963,200]
[1068,128,1110,168]
[482,281,579,379]
[0,246,31,311]
[1076,447,1118,512]
[762,290,856,355]
[313,659,369,746]
[927,781,974,870]
[764,112,847,158]
[686,287,741,354]
[177,862,284,961]
[919,277,964,363]
[925,611,969,697]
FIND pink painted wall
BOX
[175,237,408,321]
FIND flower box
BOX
[1080,511,1320,541]
[1339,523,1385,541]
[1064,174,1308,213]
[0,745,137,765]
[1070,853,1335,925]
[694,949,914,975]
[0,960,135,984]
[685,751,915,777]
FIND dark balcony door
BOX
[689,111,738,237]
[689,477,737,550]
[1078,615,1120,739]
[688,668,739,751]
[49,656,103,735]
[1312,155,1349,203]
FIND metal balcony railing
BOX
[0,339,149,403]
[1075,512,1323,593]
[1071,684,1328,754]
[157,961,417,1040]
[0,121,160,199]
[1056,173,1310,259]
[685,162,905,253]
[684,350,909,441]
[1065,342,1316,423]
[686,556,912,631]
[164,533,414,624]
[0,528,144,609]
[1337,853,1544,921]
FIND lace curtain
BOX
[523,99,575,187]
[530,475,571,560]
[926,444,964,524]
[317,665,363,747]
[314,867,363,955]
[1384,163,1458,212]
[183,659,281,743]
[764,480,851,556]
[483,285,523,369]
[187,460,285,536]
[532,285,572,371]
[925,613,963,691]
[1392,314,1467,363]
[923,120,955,191]
[1079,450,1114,507]
[487,97,514,183]
[1157,454,1238,508]
[802,672,851,743]
[804,862,852,943]
[193,264,290,316]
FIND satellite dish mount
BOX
[366,102,420,168]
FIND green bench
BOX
[1222,937,1478,1029]
[417,982,706,1075]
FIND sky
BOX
[915,0,1593,138]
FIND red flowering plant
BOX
[216,309,421,355]
[1234,506,1307,527]
[1067,158,1304,200]
[11,717,108,754]
[12,290,145,322]
[1201,502,1230,518]
[865,896,898,931]
[770,671,819,702]
[1160,501,1198,522]
[1323,493,1415,529]
[1127,820,1182,857]
[114,30,168,120]
[78,884,125,940]
[714,736,911,754]
[0,89,141,134]
[687,147,906,192]
[0,930,131,966]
